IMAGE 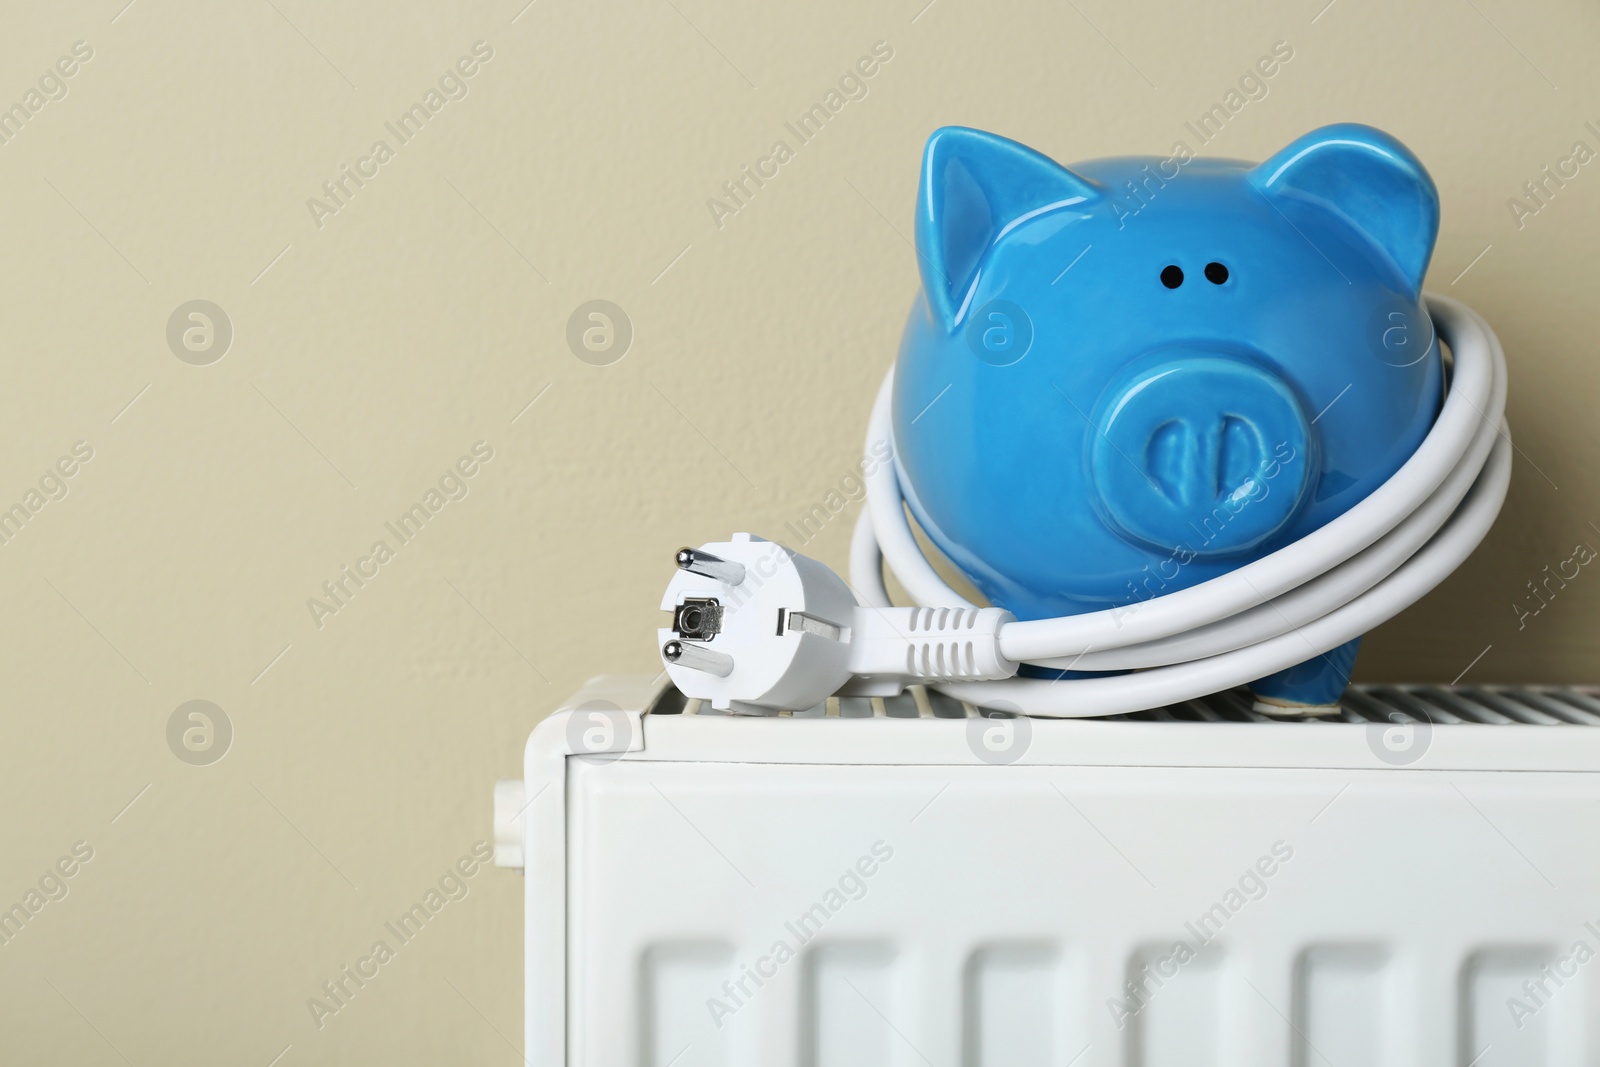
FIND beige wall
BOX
[0,0,1595,1061]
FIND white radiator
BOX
[495,676,1600,1066]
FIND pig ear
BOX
[1249,123,1439,299]
[916,126,1101,330]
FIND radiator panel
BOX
[527,682,1600,1065]
[565,759,1600,1065]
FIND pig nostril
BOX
[1205,261,1230,284]
[1219,414,1254,493]
[1160,265,1184,289]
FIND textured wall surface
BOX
[0,0,1595,1062]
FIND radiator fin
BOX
[1462,947,1568,1067]
[1127,944,1223,1066]
[665,686,1600,726]
[1295,946,1392,1067]
[801,943,897,1067]
[641,942,734,1067]
[963,943,1061,1066]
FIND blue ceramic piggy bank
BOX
[891,124,1442,708]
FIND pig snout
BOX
[1088,354,1315,558]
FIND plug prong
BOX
[662,640,735,678]
[676,547,747,586]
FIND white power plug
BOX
[658,533,1015,714]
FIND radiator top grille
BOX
[659,685,1600,725]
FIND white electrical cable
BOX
[850,294,1512,716]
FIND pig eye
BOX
[1205,261,1229,284]
[1160,265,1184,289]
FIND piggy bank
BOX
[891,123,1442,708]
